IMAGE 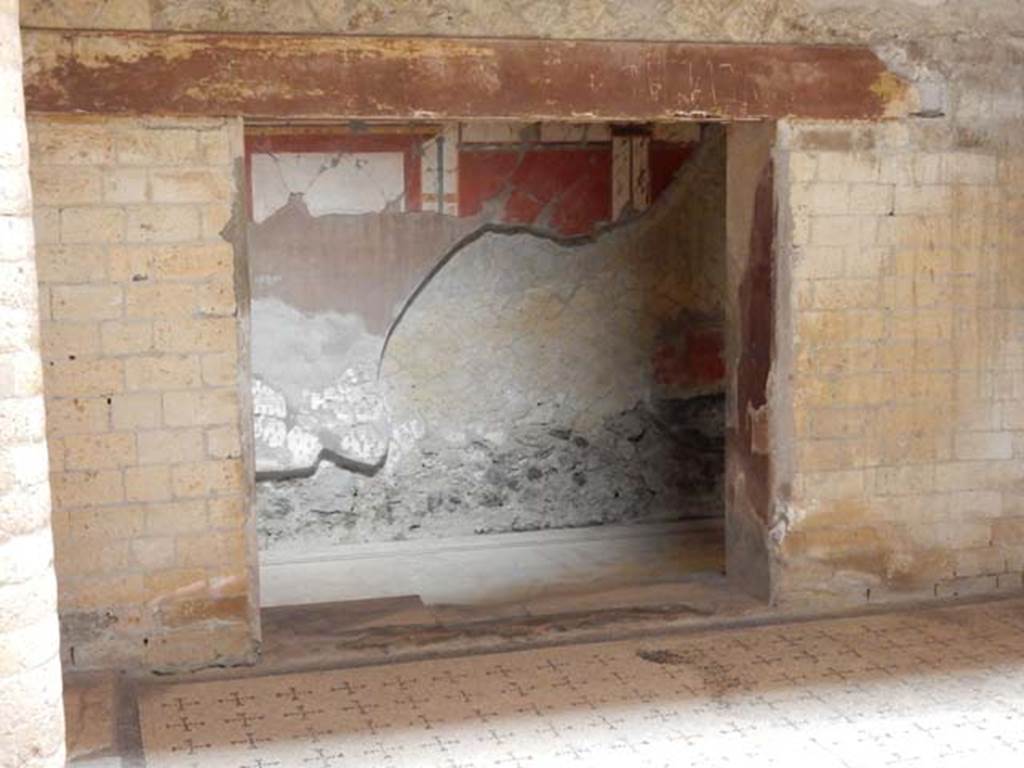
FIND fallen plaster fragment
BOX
[254,414,286,449]
[252,368,391,474]
[252,378,286,419]
[251,360,391,475]
[253,377,298,472]
[250,297,395,473]
[254,378,294,472]
[285,426,321,468]
[297,362,390,468]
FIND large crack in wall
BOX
[249,203,483,472]
[251,126,727,554]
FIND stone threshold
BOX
[259,518,725,608]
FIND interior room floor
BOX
[69,597,1024,766]
[259,519,725,609]
[252,518,748,675]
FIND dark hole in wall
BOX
[245,122,727,553]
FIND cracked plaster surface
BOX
[250,129,728,549]
[251,151,407,223]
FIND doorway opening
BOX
[244,119,766,630]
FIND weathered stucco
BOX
[254,126,727,552]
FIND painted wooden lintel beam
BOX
[22,30,913,121]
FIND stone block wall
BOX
[774,120,1024,606]
[0,0,64,764]
[14,0,1024,674]
[28,116,259,670]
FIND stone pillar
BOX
[0,1,67,766]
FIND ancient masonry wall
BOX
[16,0,1024,668]
[0,0,65,764]
[774,120,1024,606]
[27,115,259,670]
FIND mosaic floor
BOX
[140,598,1024,767]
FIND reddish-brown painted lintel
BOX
[22,30,907,121]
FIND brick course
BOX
[29,115,258,670]
[776,120,1024,605]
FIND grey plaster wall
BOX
[253,128,727,554]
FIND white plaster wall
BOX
[251,151,406,223]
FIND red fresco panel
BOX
[458,147,612,237]
[650,141,697,202]
[652,328,726,390]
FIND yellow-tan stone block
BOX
[60,206,125,244]
[116,128,199,167]
[125,205,201,243]
[28,121,116,165]
[50,284,122,321]
[69,505,145,540]
[148,242,233,281]
[123,464,171,502]
[162,388,238,427]
[40,322,100,360]
[110,391,160,430]
[176,527,247,568]
[34,244,108,284]
[131,537,175,570]
[137,428,204,465]
[102,167,148,203]
[45,397,110,436]
[30,166,103,206]
[100,320,153,355]
[153,317,236,354]
[45,358,124,397]
[53,470,124,508]
[171,459,244,499]
[205,426,241,459]
[207,495,245,529]
[144,500,207,536]
[124,355,201,391]
[150,168,232,203]
[200,351,237,387]
[63,432,136,470]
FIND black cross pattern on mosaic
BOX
[168,737,211,756]
[238,759,282,768]
[161,696,201,713]
[300,747,347,767]
[231,731,273,751]
[139,600,1024,768]
[224,711,264,729]
[274,686,313,703]
[165,713,205,733]
[218,691,257,708]
[283,703,326,721]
